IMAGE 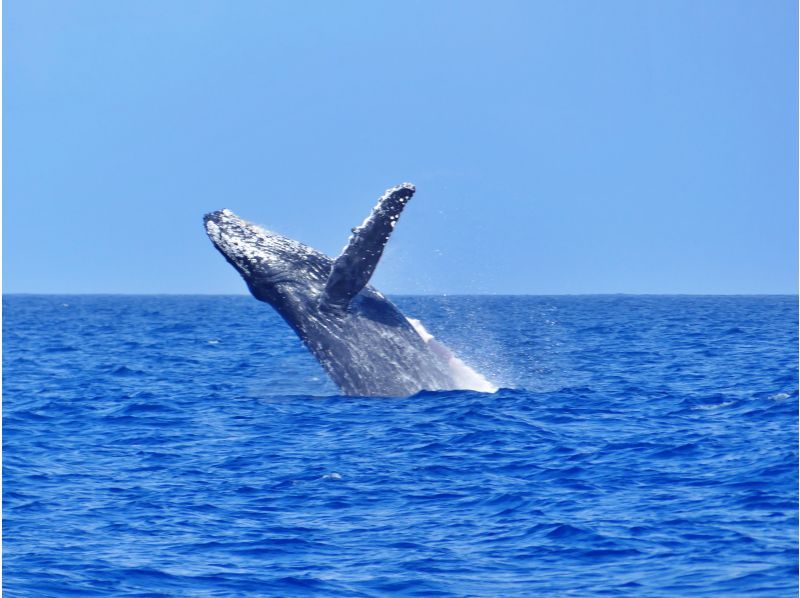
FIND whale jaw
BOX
[204,209,331,304]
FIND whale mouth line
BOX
[204,214,295,282]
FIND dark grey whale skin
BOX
[204,183,455,397]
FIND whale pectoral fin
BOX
[321,183,416,309]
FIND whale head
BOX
[204,209,330,306]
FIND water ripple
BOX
[3,295,798,596]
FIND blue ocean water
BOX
[3,294,798,596]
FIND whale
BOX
[204,183,495,397]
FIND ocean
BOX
[3,294,798,596]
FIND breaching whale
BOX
[204,183,495,397]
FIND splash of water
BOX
[406,317,498,393]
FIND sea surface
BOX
[4,295,798,596]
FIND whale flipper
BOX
[321,183,415,309]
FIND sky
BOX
[4,0,797,294]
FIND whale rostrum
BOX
[204,183,495,397]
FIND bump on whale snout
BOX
[203,209,234,227]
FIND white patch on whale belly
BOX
[406,318,498,393]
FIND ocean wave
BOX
[4,295,797,596]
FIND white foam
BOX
[692,401,734,411]
[406,318,498,393]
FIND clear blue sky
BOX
[5,0,797,294]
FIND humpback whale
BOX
[204,183,495,397]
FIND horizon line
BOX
[2,292,798,298]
